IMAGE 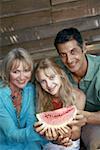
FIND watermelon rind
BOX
[36,105,77,129]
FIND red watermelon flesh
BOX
[36,105,77,129]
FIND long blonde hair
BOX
[35,58,76,113]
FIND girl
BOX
[34,58,86,150]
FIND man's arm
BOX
[79,110,100,125]
[69,110,100,126]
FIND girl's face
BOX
[10,61,32,89]
[37,68,61,96]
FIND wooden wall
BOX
[0,0,100,61]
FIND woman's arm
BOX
[0,84,46,143]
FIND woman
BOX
[0,48,47,150]
[34,58,86,150]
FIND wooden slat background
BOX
[0,0,100,61]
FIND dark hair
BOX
[54,27,84,52]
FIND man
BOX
[54,27,100,150]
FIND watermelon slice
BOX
[36,105,77,129]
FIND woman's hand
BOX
[34,121,58,140]
[34,121,47,135]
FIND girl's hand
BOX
[45,128,58,140]
[44,125,71,141]
[55,126,72,147]
[57,126,72,137]
[57,135,73,147]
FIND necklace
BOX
[11,87,22,127]
[11,90,22,112]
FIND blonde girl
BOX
[34,58,86,150]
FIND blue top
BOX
[0,82,47,150]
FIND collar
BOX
[83,54,96,81]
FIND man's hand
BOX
[68,110,87,127]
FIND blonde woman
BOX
[0,48,47,150]
[34,58,86,150]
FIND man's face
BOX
[57,40,86,74]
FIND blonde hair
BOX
[35,58,76,113]
[0,48,33,86]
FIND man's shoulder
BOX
[89,55,100,87]
[87,54,100,72]
[87,54,100,62]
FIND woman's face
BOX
[10,61,32,89]
[37,68,61,96]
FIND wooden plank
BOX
[1,0,50,16]
[0,9,51,32]
[88,0,100,14]
[52,0,100,23]
[1,16,100,46]
[87,43,100,55]
[1,33,100,57]
[0,37,55,58]
[0,42,100,61]
[82,29,100,43]
[51,0,78,6]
